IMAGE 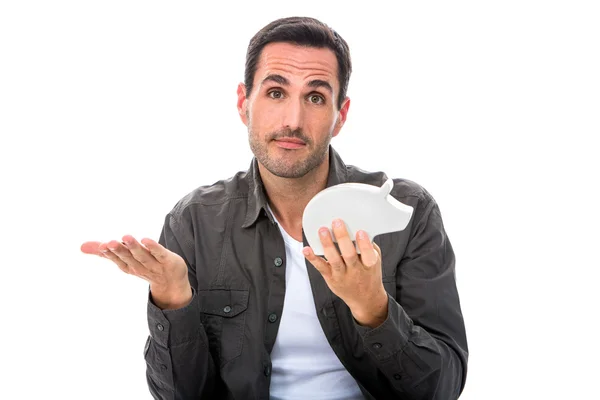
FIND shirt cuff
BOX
[353,293,412,360]
[147,286,201,349]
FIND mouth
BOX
[275,137,305,144]
[274,137,306,149]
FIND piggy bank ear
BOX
[379,178,394,197]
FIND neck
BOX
[258,153,330,238]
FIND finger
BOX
[356,231,379,268]
[121,235,158,270]
[331,219,359,268]
[98,242,131,274]
[302,246,332,278]
[81,241,102,255]
[373,242,382,257]
[319,227,346,274]
[140,237,170,264]
[106,240,146,273]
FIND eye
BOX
[268,90,284,99]
[308,94,325,105]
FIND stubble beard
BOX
[248,125,331,179]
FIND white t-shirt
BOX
[268,205,365,400]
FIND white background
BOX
[1,1,599,398]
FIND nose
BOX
[281,97,304,132]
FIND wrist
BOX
[351,290,389,329]
[150,281,192,310]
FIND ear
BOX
[332,97,351,138]
[237,83,249,126]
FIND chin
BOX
[264,159,311,179]
[271,169,309,179]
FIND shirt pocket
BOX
[198,288,249,367]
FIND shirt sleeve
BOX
[353,197,469,399]
[144,212,217,399]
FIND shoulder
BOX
[166,170,250,220]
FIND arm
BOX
[355,198,468,399]
[145,213,217,399]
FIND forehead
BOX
[255,42,338,87]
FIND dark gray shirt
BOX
[144,146,468,399]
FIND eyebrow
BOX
[261,74,333,95]
[262,74,289,86]
[307,79,333,95]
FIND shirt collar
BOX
[242,145,348,229]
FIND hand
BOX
[80,235,192,309]
[303,219,389,328]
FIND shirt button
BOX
[268,313,278,323]
[160,364,167,371]
[393,373,401,380]
[274,257,283,267]
[223,306,232,313]
[372,342,382,350]
[156,323,164,331]
[264,365,271,376]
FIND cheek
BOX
[248,101,277,131]
[306,109,337,132]
[248,113,269,135]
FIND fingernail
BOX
[333,219,343,228]
[319,228,329,237]
[357,230,366,240]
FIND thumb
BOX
[303,247,332,278]
[141,238,169,262]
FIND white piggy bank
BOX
[302,178,414,256]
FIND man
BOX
[82,16,468,399]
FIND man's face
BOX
[237,42,350,179]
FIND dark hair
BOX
[244,17,352,110]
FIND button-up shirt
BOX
[145,146,468,399]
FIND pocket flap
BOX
[199,289,249,317]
